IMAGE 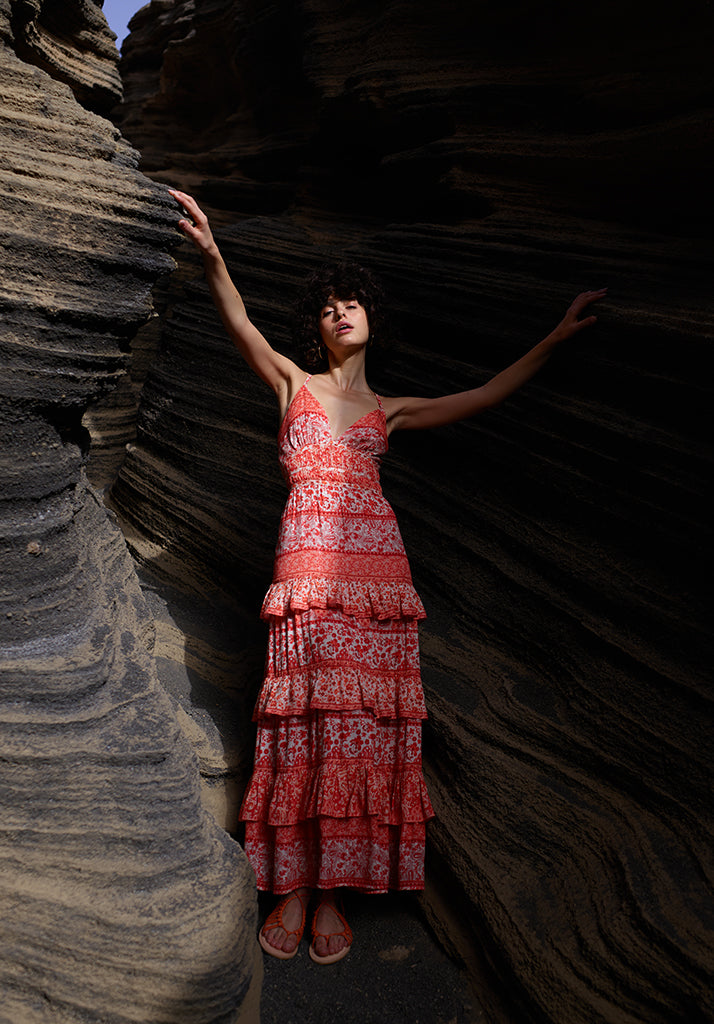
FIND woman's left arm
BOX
[384,289,607,433]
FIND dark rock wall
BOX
[0,2,260,1021]
[107,1,712,1022]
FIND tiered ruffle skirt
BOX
[240,582,434,893]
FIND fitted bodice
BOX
[278,383,387,492]
[261,380,425,623]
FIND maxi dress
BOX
[239,377,434,894]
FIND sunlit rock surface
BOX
[107,1,713,1022]
[0,2,261,1021]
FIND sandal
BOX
[259,890,309,960]
[309,898,353,965]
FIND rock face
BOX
[107,1,712,1022]
[0,2,260,1021]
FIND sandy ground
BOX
[258,891,481,1024]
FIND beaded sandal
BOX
[308,898,353,965]
[259,891,309,960]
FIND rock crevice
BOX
[0,2,261,1020]
[79,0,714,1021]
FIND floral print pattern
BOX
[240,381,434,892]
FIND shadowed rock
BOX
[105,1,713,1022]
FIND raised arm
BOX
[168,190,304,403]
[383,289,607,433]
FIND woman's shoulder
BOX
[277,365,311,420]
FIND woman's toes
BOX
[266,926,288,952]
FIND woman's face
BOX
[317,296,370,354]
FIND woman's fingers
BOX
[568,288,608,315]
[553,288,607,340]
[168,188,214,247]
[168,187,197,211]
[169,189,204,224]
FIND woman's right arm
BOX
[168,190,304,403]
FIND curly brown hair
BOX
[292,261,387,370]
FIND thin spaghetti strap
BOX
[373,392,384,411]
[279,374,313,433]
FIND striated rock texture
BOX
[107,1,713,1022]
[0,2,261,1022]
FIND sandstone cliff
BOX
[0,1,260,1021]
[102,0,714,1021]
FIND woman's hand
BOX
[550,288,608,344]
[385,287,609,433]
[168,189,218,256]
[166,187,304,403]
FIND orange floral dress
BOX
[239,377,434,893]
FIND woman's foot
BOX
[259,888,310,959]
[309,890,352,964]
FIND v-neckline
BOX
[303,380,382,442]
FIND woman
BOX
[169,188,605,964]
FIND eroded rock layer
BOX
[108,1,713,1022]
[0,2,260,1021]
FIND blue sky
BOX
[102,0,147,46]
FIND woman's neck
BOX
[321,351,370,393]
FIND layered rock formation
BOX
[104,1,712,1022]
[0,2,260,1021]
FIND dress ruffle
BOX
[261,577,426,621]
[255,663,427,719]
[245,818,428,894]
[241,762,434,827]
